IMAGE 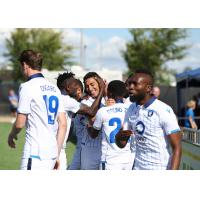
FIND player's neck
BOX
[27,69,42,78]
[138,95,153,106]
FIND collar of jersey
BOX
[27,73,44,81]
[143,96,156,108]
[135,96,156,108]
[116,99,123,103]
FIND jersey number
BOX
[109,117,121,143]
[43,95,59,124]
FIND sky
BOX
[0,28,200,74]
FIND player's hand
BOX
[103,79,108,97]
[115,128,133,148]
[116,129,133,139]
[82,94,90,100]
[54,159,60,170]
[8,133,18,148]
[95,76,105,91]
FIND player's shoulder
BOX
[152,99,174,114]
[81,96,93,105]
[96,106,107,115]
[19,81,31,92]
[62,94,77,102]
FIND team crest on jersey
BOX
[135,121,145,135]
[148,110,154,117]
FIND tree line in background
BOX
[122,28,188,85]
[1,28,188,85]
[4,29,74,81]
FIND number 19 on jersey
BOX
[43,95,59,124]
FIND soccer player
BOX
[87,80,135,170]
[56,72,105,169]
[116,69,182,170]
[80,72,106,170]
[8,50,67,170]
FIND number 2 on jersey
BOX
[109,117,121,143]
[43,95,59,124]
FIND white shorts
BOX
[100,161,134,170]
[20,156,57,170]
[68,146,81,170]
[59,149,67,170]
[80,145,101,170]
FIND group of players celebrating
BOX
[8,49,182,170]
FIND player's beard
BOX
[129,93,145,103]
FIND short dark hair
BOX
[75,79,84,93]
[135,69,154,85]
[57,71,75,90]
[19,50,43,71]
[108,80,127,99]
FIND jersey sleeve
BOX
[17,84,31,114]
[160,106,180,135]
[62,95,81,113]
[93,109,104,130]
[57,91,65,113]
[123,104,135,131]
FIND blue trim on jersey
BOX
[27,73,44,81]
[116,99,124,103]
[30,155,41,159]
[170,129,180,134]
[101,161,106,170]
[144,96,156,108]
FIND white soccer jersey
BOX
[93,102,134,167]
[17,76,64,160]
[61,94,81,148]
[124,97,180,170]
[59,94,81,169]
[124,97,132,107]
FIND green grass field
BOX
[0,122,76,170]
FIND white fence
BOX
[182,127,200,145]
[181,127,200,169]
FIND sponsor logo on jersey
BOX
[135,121,145,135]
[148,110,154,117]
[136,135,146,143]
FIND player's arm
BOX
[56,112,67,156]
[87,125,100,138]
[8,113,27,148]
[87,109,102,138]
[54,111,67,170]
[115,128,133,148]
[55,111,67,170]
[168,131,182,170]
[188,116,197,129]
[77,77,105,117]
